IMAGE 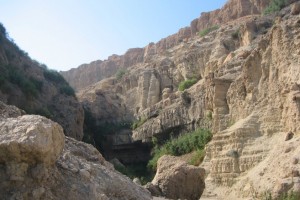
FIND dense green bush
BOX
[60,85,75,96]
[188,149,206,166]
[115,68,127,80]
[43,69,66,83]
[43,68,76,97]
[178,78,197,91]
[199,25,219,37]
[263,0,287,15]
[5,65,41,98]
[148,129,212,170]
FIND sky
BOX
[0,0,227,71]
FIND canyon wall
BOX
[61,0,271,92]
[64,0,300,198]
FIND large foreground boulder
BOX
[151,155,205,200]
[0,102,151,200]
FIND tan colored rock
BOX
[0,102,152,200]
[291,2,300,15]
[152,155,205,200]
[0,101,24,120]
[0,115,65,166]
[61,48,144,91]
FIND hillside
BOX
[0,24,84,140]
[63,0,300,199]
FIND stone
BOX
[285,131,294,141]
[0,102,152,200]
[291,2,300,15]
[144,182,162,197]
[0,115,65,166]
[151,155,205,200]
[133,177,142,185]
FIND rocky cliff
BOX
[0,101,151,200]
[61,0,272,92]
[0,24,84,140]
[64,0,300,198]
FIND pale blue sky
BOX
[0,0,227,71]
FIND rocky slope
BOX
[0,101,151,200]
[0,24,84,140]
[64,0,300,199]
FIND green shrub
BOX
[60,85,75,96]
[189,149,206,166]
[148,129,212,170]
[131,117,147,130]
[6,65,40,98]
[35,107,52,118]
[263,0,287,15]
[43,69,65,83]
[278,191,300,200]
[199,25,219,37]
[178,78,197,91]
[22,79,38,97]
[115,68,127,80]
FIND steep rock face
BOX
[0,101,152,200]
[61,48,144,91]
[201,6,300,198]
[0,24,84,140]
[191,0,270,35]
[63,1,300,198]
[62,0,271,92]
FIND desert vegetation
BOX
[199,25,219,37]
[148,129,212,170]
[0,64,42,98]
[178,78,197,91]
[264,0,287,14]
[115,68,128,80]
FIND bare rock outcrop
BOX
[61,48,144,91]
[0,102,151,200]
[151,155,205,200]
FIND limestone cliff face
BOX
[61,0,271,92]
[64,0,300,198]
[0,25,84,140]
[61,48,144,91]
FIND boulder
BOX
[0,101,152,200]
[291,2,300,15]
[151,155,205,200]
[0,115,65,166]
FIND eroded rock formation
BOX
[61,0,272,92]
[0,101,151,200]
[63,0,300,199]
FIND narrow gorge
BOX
[1,0,300,199]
